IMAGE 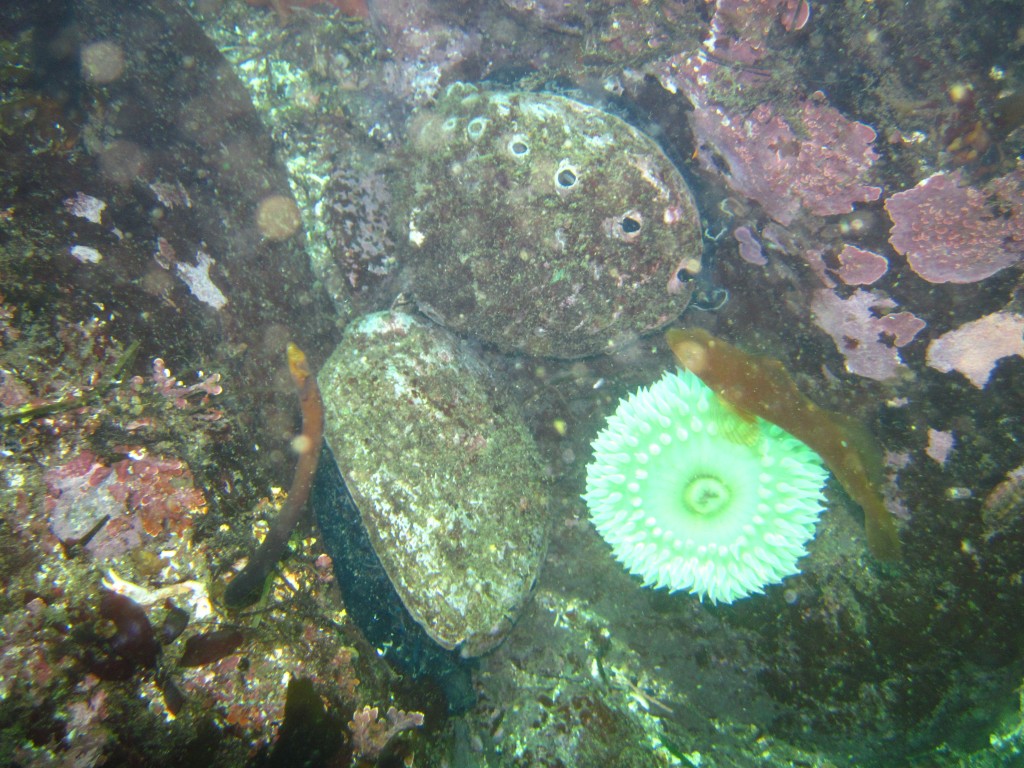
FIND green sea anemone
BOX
[584,369,828,604]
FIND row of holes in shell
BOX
[440,117,644,239]
[441,117,581,190]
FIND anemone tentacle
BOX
[584,370,827,604]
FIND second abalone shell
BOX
[317,311,549,657]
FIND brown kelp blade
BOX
[666,328,901,561]
[224,343,325,606]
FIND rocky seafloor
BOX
[1,0,1023,766]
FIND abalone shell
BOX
[394,82,703,358]
[317,310,549,657]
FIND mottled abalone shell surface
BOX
[318,311,550,657]
[396,82,703,358]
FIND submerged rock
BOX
[317,311,549,658]
[394,82,703,358]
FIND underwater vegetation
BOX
[0,0,1023,766]
[666,328,902,561]
[224,344,324,608]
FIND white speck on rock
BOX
[176,250,228,310]
[64,192,107,224]
[70,244,103,263]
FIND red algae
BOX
[666,328,901,560]
[179,629,245,667]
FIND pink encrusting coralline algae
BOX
[926,311,1024,388]
[836,245,889,286]
[733,226,767,265]
[652,0,878,232]
[885,168,1024,284]
[811,289,925,381]
[689,99,882,226]
[704,0,811,64]
[926,429,955,465]
[44,449,206,559]
[349,705,425,760]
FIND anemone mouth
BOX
[583,369,828,604]
[683,474,731,517]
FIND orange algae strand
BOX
[224,343,325,607]
[666,328,901,561]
